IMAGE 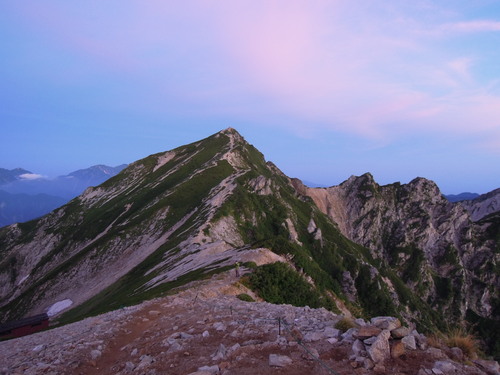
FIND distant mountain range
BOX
[0,165,127,227]
[1,162,496,230]
[0,168,32,184]
[444,192,481,202]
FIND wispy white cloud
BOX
[19,173,45,180]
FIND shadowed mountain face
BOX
[0,191,66,227]
[0,168,31,184]
[445,192,480,203]
[0,128,498,356]
[0,164,128,199]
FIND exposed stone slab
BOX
[367,330,391,363]
[391,341,406,359]
[402,335,417,350]
[357,325,382,339]
[269,354,293,367]
[371,316,401,331]
[391,326,410,339]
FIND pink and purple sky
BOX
[1,1,500,194]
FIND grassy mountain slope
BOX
[0,128,492,355]
[0,130,236,321]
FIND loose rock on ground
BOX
[0,272,498,375]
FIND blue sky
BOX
[1,1,500,194]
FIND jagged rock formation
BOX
[293,173,500,356]
[0,128,498,358]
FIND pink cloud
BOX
[207,2,500,146]
[440,20,500,33]
[8,1,500,150]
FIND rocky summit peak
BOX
[221,126,238,133]
[216,127,247,148]
[408,176,440,190]
[220,127,241,137]
[297,171,499,358]
[343,172,376,187]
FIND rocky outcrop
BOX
[297,173,499,338]
[460,188,500,221]
[301,174,470,260]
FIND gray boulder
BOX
[352,339,366,356]
[370,316,401,331]
[391,326,410,339]
[211,344,227,361]
[432,360,456,375]
[367,330,391,363]
[197,365,220,374]
[402,335,417,350]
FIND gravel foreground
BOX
[1,272,499,375]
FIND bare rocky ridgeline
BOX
[293,174,499,323]
[1,272,498,375]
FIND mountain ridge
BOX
[445,192,480,202]
[1,128,267,321]
[0,128,498,358]
[293,173,498,308]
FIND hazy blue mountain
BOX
[0,191,66,227]
[0,168,32,184]
[445,192,480,202]
[0,164,127,227]
[1,164,128,199]
[67,164,129,184]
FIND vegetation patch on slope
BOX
[246,262,334,310]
